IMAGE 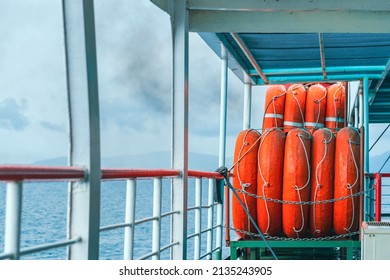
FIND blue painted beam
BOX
[256,74,382,85]
[249,66,385,76]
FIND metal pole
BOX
[170,0,189,260]
[206,179,214,260]
[194,178,202,260]
[124,179,136,260]
[354,99,359,128]
[359,82,363,128]
[375,173,382,222]
[152,178,162,260]
[216,44,228,261]
[363,77,370,221]
[63,0,101,260]
[219,44,228,167]
[363,77,370,173]
[243,72,252,129]
[4,181,23,260]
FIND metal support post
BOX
[354,98,359,128]
[63,0,101,260]
[243,72,252,130]
[194,178,202,260]
[359,82,363,128]
[219,44,228,167]
[363,77,370,220]
[206,179,215,260]
[363,77,370,173]
[123,179,136,260]
[4,181,23,260]
[152,178,162,260]
[216,44,228,260]
[170,0,189,260]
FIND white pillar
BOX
[243,72,252,129]
[124,179,136,260]
[63,0,101,259]
[170,0,189,260]
[4,181,23,260]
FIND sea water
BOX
[0,179,226,260]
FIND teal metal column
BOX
[63,0,101,259]
[363,77,370,220]
[363,77,370,173]
[170,0,189,260]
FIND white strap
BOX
[304,122,324,128]
[325,117,344,123]
[283,121,304,127]
[264,113,284,119]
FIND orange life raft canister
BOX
[283,84,307,133]
[232,129,261,238]
[257,128,285,236]
[310,128,335,237]
[263,85,286,130]
[325,83,345,131]
[333,127,360,235]
[282,128,311,238]
[304,84,327,132]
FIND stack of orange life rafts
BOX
[232,83,360,239]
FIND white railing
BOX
[0,166,224,260]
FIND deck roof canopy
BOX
[152,0,390,123]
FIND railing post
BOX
[363,77,370,221]
[375,173,382,222]
[216,44,228,261]
[243,72,252,130]
[152,178,162,260]
[194,178,202,260]
[124,179,136,260]
[170,0,189,260]
[63,0,101,259]
[4,181,23,260]
[206,179,214,260]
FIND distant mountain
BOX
[32,151,233,172]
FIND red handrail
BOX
[0,165,224,181]
[101,168,180,179]
[188,170,224,180]
[0,165,85,181]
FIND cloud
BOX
[40,121,65,132]
[0,98,29,130]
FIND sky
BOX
[0,0,389,170]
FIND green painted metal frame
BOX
[230,240,361,260]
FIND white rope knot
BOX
[316,184,322,189]
[346,183,353,189]
[294,185,300,191]
[241,183,250,189]
[315,99,320,104]
[264,182,270,188]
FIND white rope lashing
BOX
[332,84,343,129]
[345,135,360,232]
[312,129,333,237]
[262,90,286,130]
[293,131,311,237]
[257,129,274,235]
[236,129,261,234]
[310,87,327,131]
[290,85,306,128]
